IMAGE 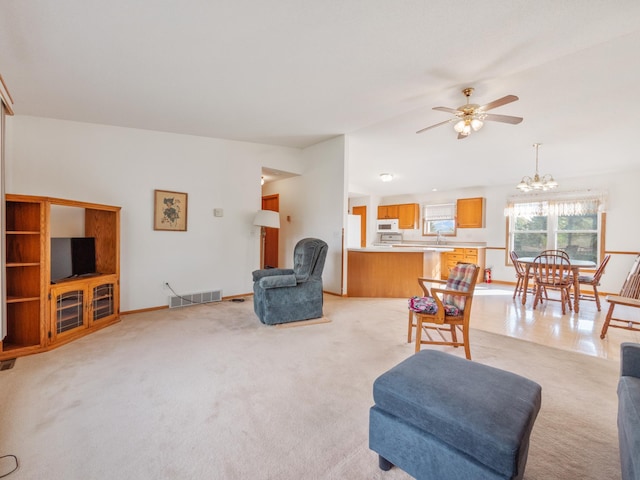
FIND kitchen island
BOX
[347,246,453,298]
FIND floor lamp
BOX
[253,210,280,269]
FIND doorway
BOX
[261,194,279,268]
[352,205,367,247]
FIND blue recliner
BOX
[252,238,328,325]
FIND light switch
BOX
[213,208,224,217]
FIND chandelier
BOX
[516,143,558,192]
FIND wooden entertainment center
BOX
[1,194,120,360]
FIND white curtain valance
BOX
[424,203,456,221]
[504,191,607,217]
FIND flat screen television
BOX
[51,237,97,283]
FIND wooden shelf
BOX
[6,296,40,304]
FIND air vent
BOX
[169,289,222,308]
[0,358,16,371]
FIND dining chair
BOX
[541,249,570,260]
[509,250,538,300]
[600,255,640,338]
[407,263,479,359]
[532,252,573,314]
[576,254,611,311]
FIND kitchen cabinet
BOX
[377,205,399,219]
[377,203,420,229]
[456,197,485,228]
[441,247,486,282]
[398,203,420,229]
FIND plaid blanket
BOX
[407,263,476,315]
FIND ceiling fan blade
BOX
[483,113,523,124]
[457,133,469,140]
[416,119,453,134]
[478,95,519,111]
[432,106,460,114]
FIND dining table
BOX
[516,257,597,313]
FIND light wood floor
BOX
[469,283,640,362]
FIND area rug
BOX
[0,296,621,479]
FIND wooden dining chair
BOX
[509,250,537,300]
[541,249,570,260]
[576,254,611,311]
[407,263,479,359]
[600,256,640,338]
[532,252,573,314]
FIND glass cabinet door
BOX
[53,288,86,338]
[91,282,115,322]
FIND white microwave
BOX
[377,219,400,232]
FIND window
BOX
[506,194,605,263]
[423,203,456,236]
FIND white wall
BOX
[361,169,640,295]
[262,136,346,294]
[5,116,306,311]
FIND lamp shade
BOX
[253,209,280,228]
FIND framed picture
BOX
[154,190,188,231]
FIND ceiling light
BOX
[454,116,483,137]
[516,143,558,192]
[380,173,393,182]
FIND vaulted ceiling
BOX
[2,1,639,196]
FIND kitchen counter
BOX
[347,248,444,298]
[347,243,487,296]
[348,246,454,253]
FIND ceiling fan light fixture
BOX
[416,87,522,139]
[515,143,558,192]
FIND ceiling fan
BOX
[416,87,523,139]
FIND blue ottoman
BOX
[369,350,541,480]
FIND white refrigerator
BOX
[347,214,362,248]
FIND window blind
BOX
[424,203,456,220]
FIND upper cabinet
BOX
[456,197,485,228]
[398,203,420,229]
[377,203,420,229]
[377,205,399,219]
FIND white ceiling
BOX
[2,1,640,196]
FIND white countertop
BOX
[391,243,487,249]
[348,246,454,253]
[350,242,487,252]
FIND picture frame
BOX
[154,190,188,231]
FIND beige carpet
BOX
[0,296,621,479]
